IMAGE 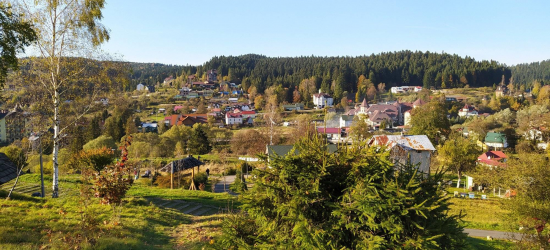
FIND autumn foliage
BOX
[93,136,133,206]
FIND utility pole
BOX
[39,135,44,198]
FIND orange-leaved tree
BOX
[94,136,133,208]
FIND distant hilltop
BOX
[126,51,549,94]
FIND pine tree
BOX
[188,124,211,155]
[125,116,138,135]
[174,141,185,157]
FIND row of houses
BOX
[267,134,435,175]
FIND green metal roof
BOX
[341,115,354,121]
[485,132,506,143]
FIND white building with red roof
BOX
[458,104,479,117]
[225,112,242,125]
[477,151,507,168]
[313,90,333,109]
[316,127,344,140]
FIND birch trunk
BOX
[52,89,60,198]
[456,171,461,189]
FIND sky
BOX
[100,0,550,66]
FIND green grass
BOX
[448,197,511,231]
[466,237,514,250]
[0,190,191,249]
[0,173,239,249]
[128,184,240,208]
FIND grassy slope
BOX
[466,237,514,250]
[449,197,510,231]
[0,174,237,249]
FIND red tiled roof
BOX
[346,109,358,115]
[226,113,242,118]
[316,127,341,134]
[462,104,476,111]
[369,110,392,122]
[241,111,256,115]
[478,151,507,161]
[413,99,426,107]
[477,151,507,167]
[366,105,398,119]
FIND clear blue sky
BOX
[101,0,550,66]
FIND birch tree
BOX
[17,0,112,198]
[438,133,480,188]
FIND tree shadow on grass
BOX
[466,237,513,250]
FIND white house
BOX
[340,115,353,128]
[312,90,333,109]
[390,86,422,94]
[485,132,508,149]
[458,104,479,117]
[316,127,344,140]
[240,110,256,119]
[368,135,436,174]
[523,128,544,142]
[225,112,242,125]
[136,83,146,91]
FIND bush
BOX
[194,172,208,187]
[230,171,247,193]
[83,135,117,151]
[154,174,172,188]
[515,141,535,153]
[225,168,237,175]
[32,160,53,175]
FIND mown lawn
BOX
[466,237,514,250]
[448,196,511,231]
[128,184,240,208]
[0,190,191,249]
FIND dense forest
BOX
[511,60,550,87]
[180,51,511,94]
[127,51,550,98]
[127,63,185,90]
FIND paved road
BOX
[213,175,237,194]
[464,228,522,240]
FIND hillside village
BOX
[1,59,550,248]
[1,1,550,247]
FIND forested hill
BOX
[128,62,184,89]
[511,60,550,86]
[179,51,510,95]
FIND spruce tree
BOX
[217,137,466,249]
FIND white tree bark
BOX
[52,89,60,197]
[18,0,111,198]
